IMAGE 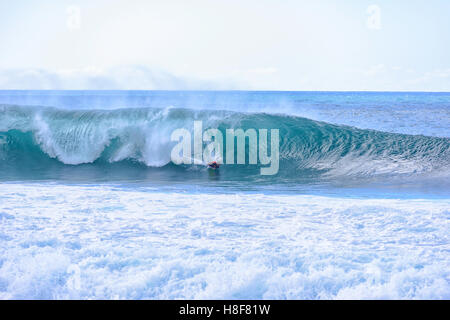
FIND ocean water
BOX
[0,90,449,299]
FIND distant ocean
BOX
[0,91,449,299]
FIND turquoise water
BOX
[1,91,449,194]
[0,91,449,299]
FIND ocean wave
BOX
[0,104,449,180]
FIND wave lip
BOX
[0,104,449,181]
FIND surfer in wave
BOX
[207,161,220,170]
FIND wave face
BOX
[0,104,449,183]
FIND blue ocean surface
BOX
[0,91,449,299]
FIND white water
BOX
[0,183,448,299]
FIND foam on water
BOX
[0,183,448,299]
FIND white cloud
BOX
[1,64,448,92]
[407,68,450,86]
[0,66,243,90]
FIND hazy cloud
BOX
[0,66,243,90]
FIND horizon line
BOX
[0,89,449,94]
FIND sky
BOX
[0,0,449,91]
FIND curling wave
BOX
[0,104,449,182]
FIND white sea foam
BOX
[0,183,448,299]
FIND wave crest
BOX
[0,104,449,180]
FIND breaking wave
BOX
[0,104,449,182]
